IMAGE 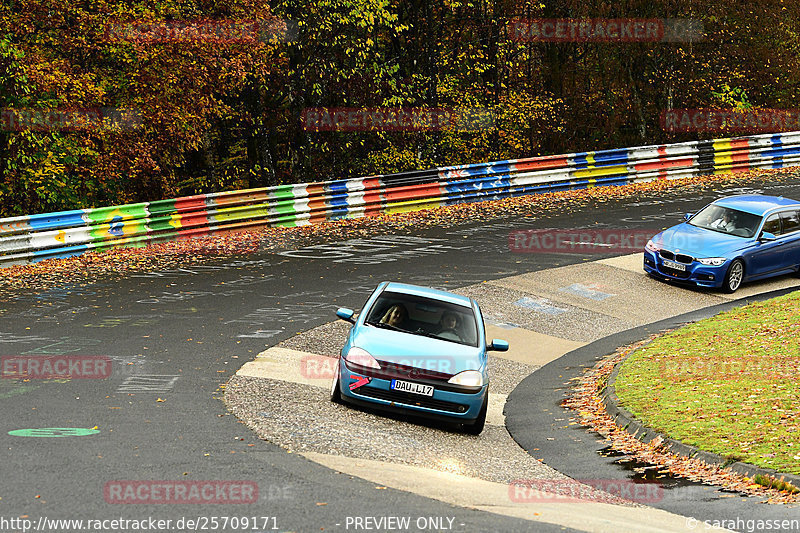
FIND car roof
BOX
[382,282,473,308]
[713,195,800,216]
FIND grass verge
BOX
[615,290,800,475]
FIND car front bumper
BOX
[643,249,729,288]
[337,360,487,422]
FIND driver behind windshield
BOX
[436,311,462,342]
[711,211,736,232]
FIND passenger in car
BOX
[436,311,463,342]
[379,304,409,329]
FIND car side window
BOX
[762,214,782,235]
[780,210,800,234]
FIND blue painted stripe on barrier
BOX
[572,151,628,169]
[762,146,800,158]
[327,194,350,209]
[572,153,590,168]
[31,244,89,262]
[593,149,629,165]
[27,210,86,231]
[328,205,350,219]
[485,163,513,174]
[328,180,349,194]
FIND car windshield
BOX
[688,205,762,238]
[364,290,479,347]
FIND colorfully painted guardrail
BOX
[3,131,800,267]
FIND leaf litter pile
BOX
[1,167,799,298]
[565,308,800,504]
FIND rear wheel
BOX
[722,259,744,293]
[464,394,488,435]
[330,367,343,404]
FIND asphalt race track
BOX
[2,176,800,533]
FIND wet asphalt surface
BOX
[1,177,800,532]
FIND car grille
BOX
[659,250,694,264]
[354,386,468,413]
[375,360,454,381]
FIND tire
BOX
[722,259,744,293]
[464,394,488,435]
[330,368,343,404]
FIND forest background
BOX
[1,0,798,216]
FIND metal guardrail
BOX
[3,130,800,267]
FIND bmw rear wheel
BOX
[722,259,744,293]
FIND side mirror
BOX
[759,231,777,242]
[684,213,694,221]
[487,339,509,352]
[336,308,355,323]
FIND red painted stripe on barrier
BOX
[384,182,444,202]
[512,155,569,172]
[362,178,383,216]
[175,196,207,212]
[177,212,210,236]
[306,183,327,223]
[633,157,695,172]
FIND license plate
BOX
[391,379,434,396]
[662,259,686,271]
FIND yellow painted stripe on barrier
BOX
[572,165,627,179]
[585,153,596,166]
[715,154,733,165]
[210,204,270,222]
[587,178,597,188]
[713,139,735,151]
[384,198,444,214]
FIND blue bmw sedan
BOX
[331,282,508,434]
[643,195,800,292]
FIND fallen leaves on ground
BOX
[564,338,800,504]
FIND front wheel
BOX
[463,394,488,435]
[330,368,343,404]
[722,259,744,293]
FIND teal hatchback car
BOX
[331,282,508,434]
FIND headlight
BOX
[697,257,727,266]
[344,347,381,369]
[447,370,484,387]
[645,239,662,252]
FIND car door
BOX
[779,209,800,269]
[746,213,785,278]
